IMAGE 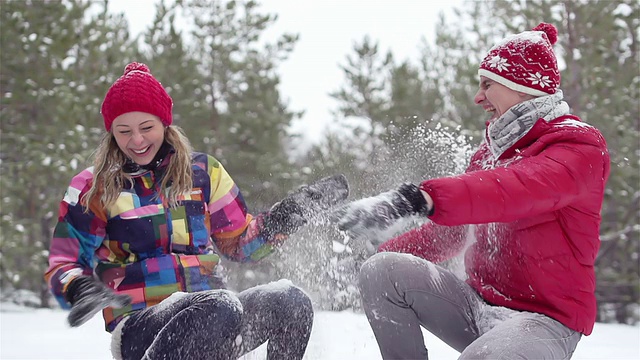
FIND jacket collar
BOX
[486,90,570,159]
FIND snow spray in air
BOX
[272,121,472,311]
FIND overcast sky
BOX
[108,0,462,148]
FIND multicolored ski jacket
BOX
[45,152,279,332]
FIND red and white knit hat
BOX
[478,23,560,96]
[101,62,173,131]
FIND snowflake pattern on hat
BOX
[478,23,560,96]
[488,56,511,72]
[527,72,553,88]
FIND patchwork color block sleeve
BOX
[205,155,280,262]
[44,167,107,309]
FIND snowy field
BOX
[1,303,638,359]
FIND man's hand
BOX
[332,183,432,255]
[66,276,131,327]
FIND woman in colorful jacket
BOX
[45,62,348,360]
[334,23,610,359]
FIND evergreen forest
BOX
[1,0,638,325]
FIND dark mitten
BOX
[332,183,432,255]
[264,174,350,237]
[65,276,131,327]
[264,197,308,236]
[395,183,432,216]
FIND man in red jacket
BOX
[333,23,610,359]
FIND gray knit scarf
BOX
[487,90,570,159]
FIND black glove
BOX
[65,276,131,327]
[264,197,308,236]
[395,183,432,217]
[263,174,350,237]
[332,183,432,254]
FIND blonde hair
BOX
[82,125,194,213]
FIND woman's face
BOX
[111,112,165,166]
[474,76,534,122]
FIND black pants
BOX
[119,281,314,360]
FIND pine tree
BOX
[141,0,210,137]
[329,36,392,173]
[0,0,138,306]
[179,0,301,211]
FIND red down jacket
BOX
[379,114,610,335]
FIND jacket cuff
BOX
[64,275,91,305]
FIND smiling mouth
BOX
[131,145,151,155]
[485,106,497,119]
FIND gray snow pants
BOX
[358,252,582,360]
[116,281,313,360]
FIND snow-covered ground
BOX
[1,303,638,359]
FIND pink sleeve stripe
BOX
[237,218,261,246]
[216,199,249,233]
[119,204,162,219]
[47,253,81,268]
[69,168,94,191]
[208,185,240,213]
[46,238,81,274]
[48,237,81,258]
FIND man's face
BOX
[474,76,534,122]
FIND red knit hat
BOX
[478,23,560,96]
[101,62,173,131]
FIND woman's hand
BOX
[66,276,131,327]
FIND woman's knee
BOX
[276,281,314,320]
[190,290,244,325]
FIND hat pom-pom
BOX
[124,62,150,75]
[533,22,558,45]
